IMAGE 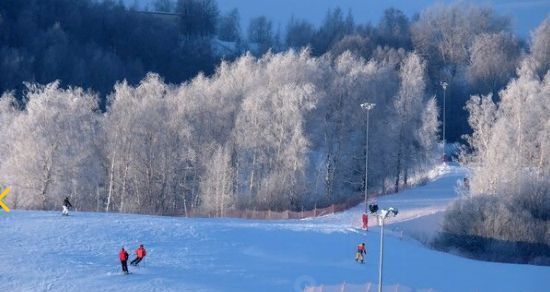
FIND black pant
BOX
[130,257,143,266]
[121,260,128,273]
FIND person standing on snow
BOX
[62,197,72,216]
[130,244,146,266]
[119,247,129,274]
[362,212,369,230]
[355,243,366,263]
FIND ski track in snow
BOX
[1,164,549,291]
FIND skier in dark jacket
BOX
[355,243,366,263]
[130,244,147,266]
[62,197,72,216]
[119,247,129,274]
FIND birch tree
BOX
[0,82,101,209]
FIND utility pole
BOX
[378,215,385,292]
[360,102,375,209]
[440,81,448,159]
[377,207,398,292]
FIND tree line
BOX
[437,18,550,264]
[0,0,537,142]
[1,0,548,223]
[0,49,439,214]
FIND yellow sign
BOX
[0,188,10,212]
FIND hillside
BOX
[1,165,548,291]
[125,0,548,37]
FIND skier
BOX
[362,212,369,230]
[368,203,379,214]
[130,244,146,266]
[62,197,72,216]
[355,243,366,263]
[119,247,129,274]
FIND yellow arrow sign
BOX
[0,188,10,212]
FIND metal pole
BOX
[361,102,375,209]
[365,108,370,208]
[440,81,447,159]
[443,87,446,157]
[378,217,384,292]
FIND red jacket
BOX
[119,250,128,261]
[362,213,368,224]
[136,247,146,258]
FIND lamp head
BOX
[361,102,376,111]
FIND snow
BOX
[1,164,549,291]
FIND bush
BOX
[436,191,550,265]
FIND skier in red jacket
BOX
[130,244,146,266]
[119,247,129,274]
[362,212,369,230]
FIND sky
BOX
[126,0,550,38]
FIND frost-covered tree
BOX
[530,16,550,78]
[393,53,438,191]
[463,94,497,164]
[411,3,510,141]
[442,58,549,259]
[200,144,235,216]
[0,82,101,210]
[232,51,317,209]
[466,59,549,196]
[0,93,19,206]
[467,32,520,95]
[417,97,440,167]
[1,48,446,214]
[329,35,374,60]
[412,3,509,74]
[104,74,185,214]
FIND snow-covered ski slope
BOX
[1,165,548,291]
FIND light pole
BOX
[377,207,398,292]
[360,102,375,210]
[440,81,448,159]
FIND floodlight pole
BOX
[361,102,375,209]
[378,215,385,292]
[441,81,448,159]
[377,208,397,292]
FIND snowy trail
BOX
[1,164,548,291]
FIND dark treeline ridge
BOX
[0,0,216,105]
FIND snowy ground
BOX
[1,164,548,291]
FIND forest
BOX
[0,0,548,232]
[1,0,535,141]
[437,41,549,263]
[0,49,440,214]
